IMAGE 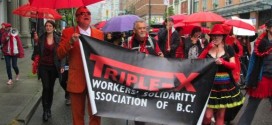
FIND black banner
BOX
[79,35,217,125]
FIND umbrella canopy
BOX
[224,19,255,31]
[13,3,62,20]
[94,21,106,29]
[170,14,189,24]
[30,0,103,9]
[183,11,225,23]
[102,15,140,32]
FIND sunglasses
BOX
[76,12,91,16]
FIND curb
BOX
[15,87,42,125]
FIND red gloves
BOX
[219,58,236,70]
[198,43,214,59]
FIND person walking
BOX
[123,18,163,125]
[1,23,24,84]
[60,56,70,105]
[157,17,180,58]
[0,23,6,60]
[198,24,245,125]
[238,19,272,125]
[57,6,104,125]
[183,26,203,59]
[31,20,62,122]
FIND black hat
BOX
[265,19,272,27]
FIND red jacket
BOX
[57,27,104,93]
[1,32,24,58]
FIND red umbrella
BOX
[13,3,62,20]
[170,14,189,24]
[224,19,255,31]
[30,0,103,9]
[94,21,106,29]
[201,27,210,34]
[183,11,225,23]
[259,24,266,29]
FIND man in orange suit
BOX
[57,6,104,125]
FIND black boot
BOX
[47,110,51,118]
[43,111,48,121]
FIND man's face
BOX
[134,22,147,39]
[76,7,91,27]
[267,26,272,34]
[166,21,174,29]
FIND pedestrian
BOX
[157,17,180,58]
[57,6,104,125]
[123,18,163,125]
[31,20,62,122]
[0,23,6,60]
[30,27,36,49]
[183,26,203,59]
[1,23,24,85]
[238,19,272,125]
[60,55,70,105]
[175,27,185,58]
[198,24,245,125]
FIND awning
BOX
[213,0,272,17]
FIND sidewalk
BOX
[0,48,42,125]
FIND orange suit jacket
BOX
[57,26,104,93]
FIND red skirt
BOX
[247,76,272,98]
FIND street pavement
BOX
[0,48,272,125]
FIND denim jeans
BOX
[4,55,19,80]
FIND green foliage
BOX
[164,6,175,19]
[58,8,77,27]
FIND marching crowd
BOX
[1,6,272,125]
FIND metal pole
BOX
[149,0,151,27]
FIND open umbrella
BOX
[102,15,140,32]
[13,3,62,20]
[183,11,225,23]
[224,19,255,31]
[170,14,188,24]
[94,21,106,30]
[30,0,103,9]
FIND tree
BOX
[164,6,175,19]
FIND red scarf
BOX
[9,35,14,55]
[165,28,172,52]
[254,32,272,56]
[129,34,149,54]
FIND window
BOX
[212,0,219,9]
[225,0,232,6]
[240,0,250,2]
[193,0,199,12]
[202,0,207,11]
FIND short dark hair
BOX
[265,19,272,28]
[190,26,201,36]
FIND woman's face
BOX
[45,22,55,34]
[212,35,223,46]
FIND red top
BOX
[40,40,55,66]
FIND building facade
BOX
[0,0,31,47]
[190,0,272,27]
[121,0,167,24]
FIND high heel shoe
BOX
[43,112,48,121]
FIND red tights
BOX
[202,108,225,125]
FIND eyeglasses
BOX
[76,12,91,16]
